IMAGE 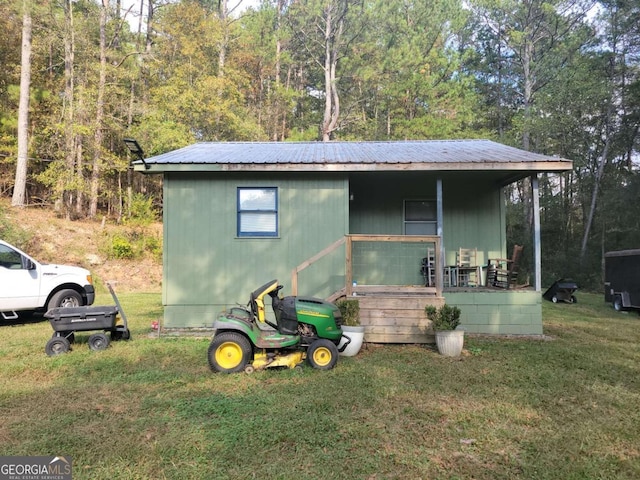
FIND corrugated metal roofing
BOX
[136,139,571,171]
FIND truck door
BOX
[0,243,41,310]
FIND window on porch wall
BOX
[404,200,437,235]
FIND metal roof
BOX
[134,140,572,176]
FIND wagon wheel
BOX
[111,326,131,341]
[46,337,71,356]
[88,333,110,351]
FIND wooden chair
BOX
[456,248,481,287]
[486,245,523,289]
[421,247,452,287]
[421,248,436,286]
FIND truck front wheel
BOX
[47,289,83,311]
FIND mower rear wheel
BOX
[306,339,338,370]
[208,332,253,373]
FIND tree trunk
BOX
[321,1,343,142]
[218,0,228,77]
[580,106,614,262]
[89,0,108,218]
[12,0,32,207]
[60,0,76,218]
[273,0,284,141]
[521,38,533,152]
[321,5,333,142]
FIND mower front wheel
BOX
[208,332,253,373]
[306,339,339,370]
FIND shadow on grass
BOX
[0,311,47,327]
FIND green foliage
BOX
[102,228,162,261]
[336,298,360,326]
[0,204,31,248]
[425,304,461,331]
[143,235,163,260]
[125,193,158,227]
[109,234,135,259]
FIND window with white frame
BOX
[404,200,437,235]
[237,187,278,237]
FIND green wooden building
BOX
[135,140,572,341]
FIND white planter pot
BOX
[435,329,465,357]
[338,325,365,356]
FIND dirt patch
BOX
[1,200,162,292]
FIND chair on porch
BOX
[421,247,451,287]
[486,245,523,289]
[420,248,436,286]
[456,248,481,287]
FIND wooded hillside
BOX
[0,0,639,289]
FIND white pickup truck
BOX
[0,239,95,320]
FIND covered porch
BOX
[291,235,541,343]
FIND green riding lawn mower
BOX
[207,279,350,373]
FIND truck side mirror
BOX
[24,258,36,270]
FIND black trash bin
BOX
[543,279,578,303]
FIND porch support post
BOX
[437,177,444,288]
[532,174,541,292]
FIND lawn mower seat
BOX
[249,292,259,320]
[272,296,299,335]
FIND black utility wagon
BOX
[45,283,130,356]
[543,279,578,304]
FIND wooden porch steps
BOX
[333,285,444,344]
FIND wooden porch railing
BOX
[291,234,443,297]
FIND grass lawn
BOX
[1,291,639,479]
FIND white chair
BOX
[456,248,481,287]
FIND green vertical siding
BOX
[349,172,507,274]
[444,291,543,335]
[349,173,437,234]
[161,169,525,331]
[351,241,429,286]
[163,172,348,328]
[442,177,505,267]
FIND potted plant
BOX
[336,299,364,356]
[425,304,464,357]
